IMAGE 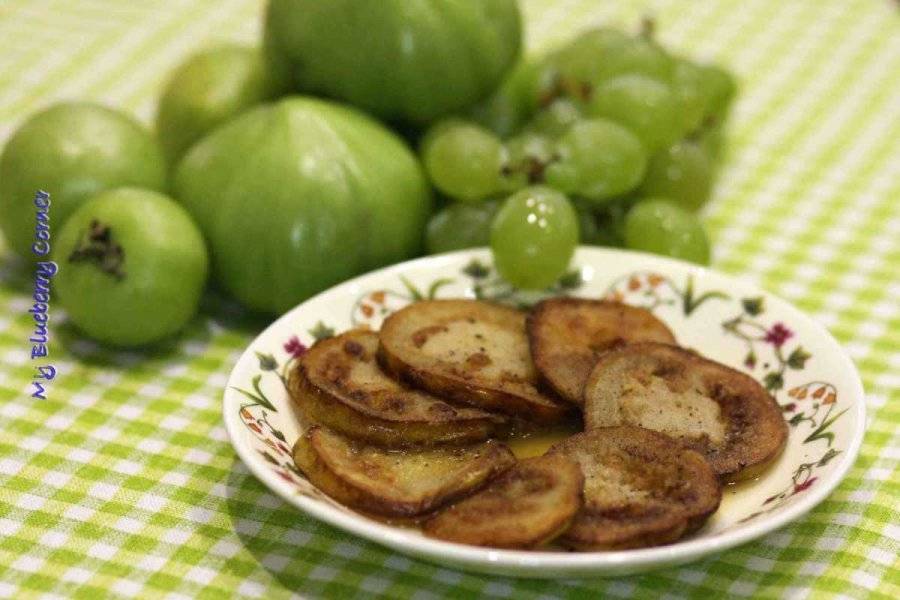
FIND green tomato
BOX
[264,0,522,123]
[0,102,165,260]
[638,141,713,212]
[623,198,710,264]
[53,188,208,347]
[426,200,500,254]
[173,97,433,315]
[490,186,579,289]
[156,44,288,165]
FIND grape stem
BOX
[640,16,656,39]
[539,75,592,108]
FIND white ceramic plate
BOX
[223,248,865,578]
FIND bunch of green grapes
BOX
[420,23,736,289]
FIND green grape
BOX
[623,198,710,264]
[524,32,615,111]
[670,59,709,135]
[589,74,684,153]
[528,30,672,109]
[521,98,583,139]
[544,119,647,202]
[547,28,631,95]
[491,186,579,289]
[421,119,506,202]
[699,64,737,125]
[506,132,555,166]
[555,28,630,79]
[524,57,565,112]
[638,141,713,211]
[468,61,535,138]
[595,34,674,83]
[503,132,555,189]
[426,200,501,254]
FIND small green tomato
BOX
[54,188,208,347]
[156,44,287,165]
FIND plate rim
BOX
[223,247,867,574]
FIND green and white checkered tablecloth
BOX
[1,0,898,597]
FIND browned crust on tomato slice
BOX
[423,454,583,548]
[289,329,505,447]
[378,300,570,423]
[293,426,515,518]
[548,426,722,550]
[527,298,676,406]
[583,342,788,481]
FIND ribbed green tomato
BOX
[53,188,208,347]
[263,0,522,123]
[155,44,287,165]
[0,102,165,260]
[173,97,432,315]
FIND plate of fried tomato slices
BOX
[223,247,865,578]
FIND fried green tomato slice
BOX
[293,426,515,518]
[423,454,583,548]
[290,329,505,447]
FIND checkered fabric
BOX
[1,0,898,598]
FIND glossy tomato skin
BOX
[264,0,522,123]
[0,102,166,260]
[173,97,432,315]
[155,44,288,166]
[53,188,208,347]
